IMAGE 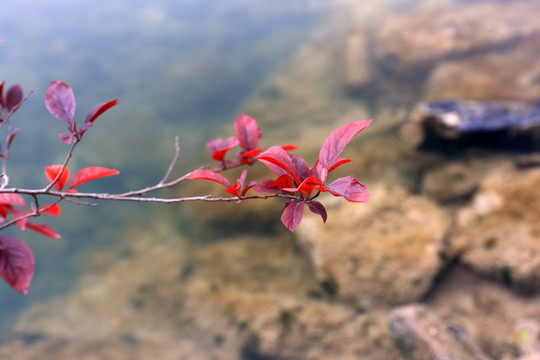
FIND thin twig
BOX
[158,136,180,185]
[42,139,78,192]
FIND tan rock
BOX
[389,303,491,360]
[451,163,540,293]
[297,185,452,308]
[374,3,540,67]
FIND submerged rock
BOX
[297,186,451,308]
[451,163,540,293]
[389,304,490,360]
[421,161,485,203]
[400,100,540,148]
[373,2,540,69]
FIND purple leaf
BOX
[253,179,282,194]
[58,132,74,144]
[234,113,262,151]
[0,236,35,294]
[256,146,301,184]
[186,169,231,187]
[306,201,327,223]
[317,120,371,182]
[324,175,369,202]
[281,175,321,198]
[292,156,312,180]
[45,81,76,125]
[5,84,23,111]
[281,201,305,231]
[0,81,4,107]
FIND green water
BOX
[0,0,324,338]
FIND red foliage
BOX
[191,117,372,231]
[0,78,372,294]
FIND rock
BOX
[297,185,452,308]
[342,30,371,90]
[426,265,540,360]
[423,38,540,102]
[389,303,491,360]
[373,3,540,68]
[422,161,485,203]
[0,223,404,360]
[366,2,540,106]
[514,153,540,169]
[241,299,400,360]
[514,319,540,360]
[451,163,540,293]
[400,100,540,148]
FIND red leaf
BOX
[238,147,263,165]
[253,179,281,194]
[225,184,240,197]
[0,193,25,207]
[44,165,70,191]
[282,175,322,198]
[324,175,369,202]
[327,158,352,173]
[242,181,257,196]
[186,169,231,187]
[26,223,61,239]
[39,204,61,217]
[225,169,255,198]
[281,201,304,231]
[7,127,20,148]
[317,120,371,182]
[271,175,294,191]
[85,99,119,124]
[0,205,7,218]
[0,235,35,294]
[10,208,28,230]
[234,113,262,151]
[307,201,327,223]
[69,166,119,189]
[45,81,76,125]
[256,146,301,184]
[207,137,238,162]
[280,144,298,151]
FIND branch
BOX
[0,189,295,231]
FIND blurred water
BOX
[0,0,324,338]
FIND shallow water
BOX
[0,0,324,338]
[2,0,540,358]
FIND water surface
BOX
[0,0,324,338]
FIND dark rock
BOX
[422,161,485,203]
[400,100,540,148]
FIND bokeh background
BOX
[1,0,540,359]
